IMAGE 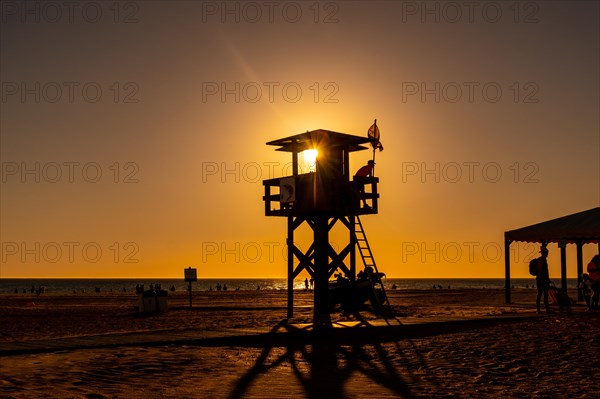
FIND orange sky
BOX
[1,1,599,279]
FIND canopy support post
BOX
[576,241,584,301]
[560,245,567,291]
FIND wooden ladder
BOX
[355,215,391,310]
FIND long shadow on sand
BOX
[228,312,466,399]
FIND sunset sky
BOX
[1,1,598,279]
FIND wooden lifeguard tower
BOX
[262,128,384,325]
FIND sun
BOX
[302,149,318,172]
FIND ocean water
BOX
[0,278,580,295]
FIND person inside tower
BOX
[354,160,374,208]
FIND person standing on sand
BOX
[587,255,600,310]
[578,273,593,311]
[535,245,551,314]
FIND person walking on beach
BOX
[587,255,600,310]
[534,244,551,314]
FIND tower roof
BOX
[266,129,371,152]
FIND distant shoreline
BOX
[0,277,581,295]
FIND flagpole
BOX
[372,118,377,176]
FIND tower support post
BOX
[313,215,330,327]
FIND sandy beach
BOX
[1,288,598,398]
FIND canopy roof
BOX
[505,207,600,244]
[266,129,370,152]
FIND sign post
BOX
[184,267,197,308]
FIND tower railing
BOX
[263,175,379,217]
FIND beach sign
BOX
[280,176,295,203]
[184,267,197,282]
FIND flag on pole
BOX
[367,119,383,151]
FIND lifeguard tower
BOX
[262,128,386,324]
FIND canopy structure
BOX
[503,207,600,303]
[266,129,371,153]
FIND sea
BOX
[0,278,581,294]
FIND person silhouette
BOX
[354,160,375,208]
[534,245,551,314]
[578,273,593,311]
[587,254,600,309]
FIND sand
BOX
[1,288,598,398]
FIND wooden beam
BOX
[291,244,315,279]
[338,215,352,230]
[504,239,512,304]
[349,215,356,281]
[264,185,271,215]
[327,217,338,231]
[313,216,330,327]
[287,216,294,319]
[292,143,298,177]
[371,179,378,213]
[327,243,352,277]
[292,217,305,230]
[343,146,350,181]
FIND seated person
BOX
[354,160,374,208]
